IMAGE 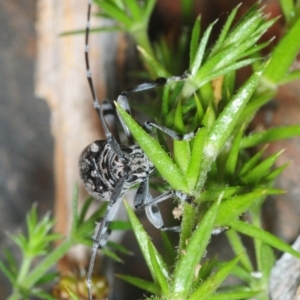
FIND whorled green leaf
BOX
[263,16,300,84]
[101,248,123,263]
[190,20,217,76]
[206,64,265,159]
[94,0,132,27]
[224,125,245,179]
[240,150,267,181]
[22,239,73,290]
[230,220,300,259]
[143,0,157,20]
[222,4,262,48]
[188,256,240,300]
[209,3,241,57]
[192,93,204,126]
[226,229,253,272]
[279,0,295,25]
[206,289,262,300]
[108,220,132,230]
[196,64,266,190]
[177,203,196,255]
[171,195,222,298]
[197,186,283,204]
[189,16,201,69]
[238,91,275,125]
[148,240,169,296]
[173,100,191,174]
[221,70,236,106]
[230,264,253,283]
[215,189,276,227]
[107,241,132,256]
[160,231,176,268]
[116,103,190,193]
[126,0,142,20]
[186,128,206,190]
[116,274,160,294]
[263,163,289,182]
[199,81,215,109]
[124,201,169,281]
[60,26,121,37]
[260,243,275,287]
[241,125,300,148]
[241,150,284,184]
[0,261,16,286]
[137,46,171,78]
[200,58,261,89]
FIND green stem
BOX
[7,290,22,300]
[16,256,32,285]
[251,202,263,273]
[22,238,74,289]
[134,29,154,58]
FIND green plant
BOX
[2,1,300,299]
[0,187,129,300]
[93,1,300,300]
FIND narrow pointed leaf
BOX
[126,0,142,21]
[196,64,266,190]
[101,248,123,263]
[190,20,216,75]
[178,203,196,255]
[148,240,169,295]
[116,274,160,294]
[279,0,295,24]
[215,189,272,226]
[230,220,300,259]
[226,229,253,272]
[108,220,132,230]
[260,243,275,285]
[241,125,300,148]
[0,262,16,285]
[223,6,262,48]
[197,186,283,204]
[206,290,261,300]
[189,16,201,68]
[173,101,190,174]
[116,103,189,192]
[239,145,268,177]
[186,128,206,189]
[137,46,171,78]
[78,197,93,226]
[224,125,245,178]
[209,4,241,56]
[172,195,222,298]
[160,231,176,267]
[263,163,289,182]
[144,0,157,19]
[124,201,169,280]
[264,16,300,84]
[189,256,240,300]
[107,241,132,255]
[206,64,265,160]
[60,26,121,37]
[94,0,132,27]
[241,150,284,184]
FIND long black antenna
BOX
[84,0,124,159]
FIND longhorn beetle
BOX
[80,1,198,299]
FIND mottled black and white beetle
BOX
[80,1,197,299]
